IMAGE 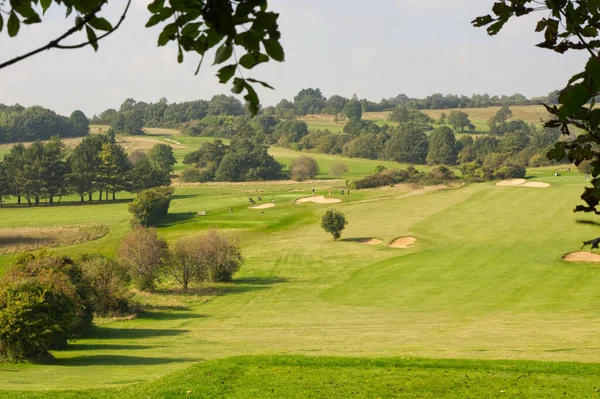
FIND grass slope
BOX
[3,355,600,398]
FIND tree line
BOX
[0,104,89,143]
[267,89,561,118]
[0,135,176,206]
[273,106,562,181]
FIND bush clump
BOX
[128,186,174,227]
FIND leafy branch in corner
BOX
[0,0,285,115]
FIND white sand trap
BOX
[249,203,275,209]
[496,179,549,188]
[358,238,382,245]
[563,251,600,262]
[295,195,341,204]
[389,236,416,248]
[496,179,527,186]
[521,182,550,188]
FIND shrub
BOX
[494,164,526,179]
[78,254,132,316]
[374,165,387,173]
[10,252,94,338]
[459,161,488,181]
[424,165,457,184]
[354,167,421,189]
[128,187,174,227]
[321,209,348,240]
[290,156,320,181]
[199,229,244,283]
[0,261,81,361]
[181,167,214,183]
[118,228,169,291]
[330,163,349,179]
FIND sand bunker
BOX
[521,182,550,188]
[295,195,341,204]
[249,203,275,209]
[388,236,416,248]
[496,179,527,186]
[496,179,549,188]
[563,251,600,262]
[358,238,382,245]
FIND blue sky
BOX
[0,0,587,116]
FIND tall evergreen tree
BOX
[41,137,68,204]
[68,135,109,202]
[3,144,25,204]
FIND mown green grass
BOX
[3,355,600,398]
[0,166,599,396]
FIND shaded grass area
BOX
[3,355,600,398]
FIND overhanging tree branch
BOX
[0,0,131,69]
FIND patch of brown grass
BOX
[0,225,110,254]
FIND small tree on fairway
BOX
[168,235,208,290]
[330,163,349,179]
[290,156,319,181]
[321,209,348,240]
[118,228,169,291]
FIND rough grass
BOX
[0,225,109,254]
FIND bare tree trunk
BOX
[34,196,39,206]
[112,191,116,200]
[88,192,92,202]
[17,196,21,205]
[80,195,84,202]
[99,191,102,201]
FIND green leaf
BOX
[231,78,245,94]
[239,53,269,69]
[40,0,52,14]
[148,0,166,13]
[217,64,236,83]
[247,78,274,90]
[263,38,284,61]
[89,17,113,32]
[214,43,233,64]
[86,25,99,52]
[7,13,20,37]
[0,14,3,33]
[177,47,183,63]
[157,23,178,46]
[558,84,592,118]
[181,22,202,37]
[146,8,175,28]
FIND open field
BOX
[298,105,551,136]
[1,163,600,396]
